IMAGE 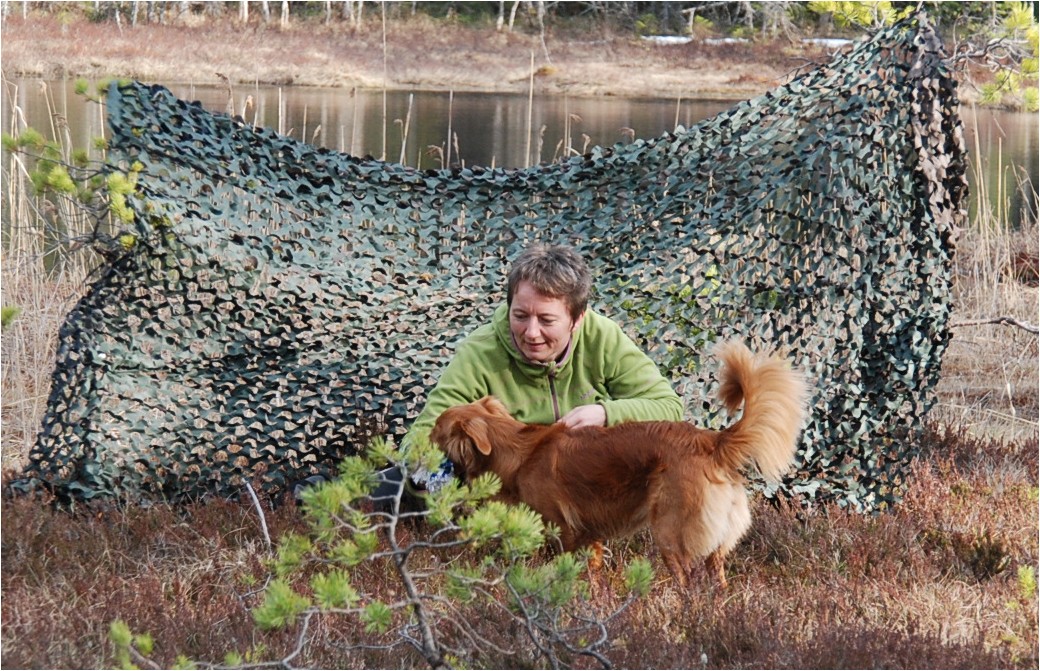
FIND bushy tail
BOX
[713,340,809,481]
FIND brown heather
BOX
[2,10,1037,671]
[1,421,1036,669]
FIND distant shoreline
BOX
[1,14,803,101]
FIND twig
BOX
[244,481,273,552]
[935,402,1040,428]
[215,72,234,116]
[951,316,1039,334]
[281,610,314,668]
[128,646,162,670]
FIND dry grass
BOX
[0,266,83,470]
[932,118,1040,442]
[935,215,1039,441]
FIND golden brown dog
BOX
[429,340,808,589]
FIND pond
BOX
[2,77,1037,230]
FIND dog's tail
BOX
[713,340,808,481]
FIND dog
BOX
[429,340,808,590]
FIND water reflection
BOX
[2,78,1036,227]
[161,84,737,170]
[960,104,1038,228]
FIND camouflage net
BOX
[18,15,965,508]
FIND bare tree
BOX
[739,0,755,34]
[494,0,522,32]
[534,0,550,62]
[508,0,522,32]
[342,0,365,30]
[760,0,796,42]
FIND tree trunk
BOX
[508,0,521,32]
[342,0,364,29]
[535,0,550,63]
[741,0,754,34]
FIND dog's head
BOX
[429,396,513,482]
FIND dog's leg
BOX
[648,470,695,593]
[585,540,608,602]
[705,550,727,589]
[702,491,750,590]
[588,540,604,572]
[661,549,689,591]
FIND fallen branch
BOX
[951,316,1039,334]
[244,481,273,552]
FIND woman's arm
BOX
[594,315,684,424]
[400,337,490,451]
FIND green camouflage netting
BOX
[17,14,965,508]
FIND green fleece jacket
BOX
[404,303,684,452]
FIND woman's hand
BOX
[558,403,607,429]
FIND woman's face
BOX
[508,280,583,364]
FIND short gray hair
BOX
[506,244,592,320]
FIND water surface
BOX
[3,78,1036,228]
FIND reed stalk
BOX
[351,87,359,155]
[445,90,454,168]
[563,95,570,157]
[398,93,413,165]
[277,87,285,136]
[526,51,534,168]
[381,0,388,161]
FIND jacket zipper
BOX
[548,364,561,421]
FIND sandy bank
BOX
[1,14,821,100]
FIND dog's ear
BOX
[479,395,511,418]
[462,417,494,456]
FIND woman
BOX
[402,243,684,491]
